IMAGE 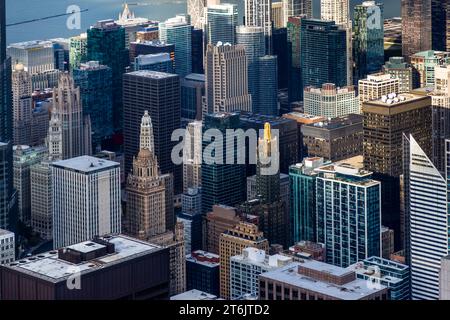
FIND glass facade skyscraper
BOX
[257,56,278,116]
[316,162,381,268]
[73,61,113,150]
[206,4,238,45]
[201,113,246,214]
[159,15,192,78]
[87,20,127,133]
[353,1,385,83]
[301,19,348,90]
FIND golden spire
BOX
[264,122,271,142]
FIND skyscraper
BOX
[52,73,91,159]
[30,160,53,240]
[87,20,127,133]
[289,157,324,243]
[316,162,382,268]
[358,73,400,103]
[403,134,448,300]
[126,111,166,240]
[383,57,413,93]
[73,61,113,150]
[353,1,385,83]
[11,63,32,146]
[159,15,192,78]
[401,0,448,61]
[219,222,269,299]
[287,16,303,102]
[201,113,246,213]
[187,0,208,30]
[115,4,150,49]
[282,0,312,26]
[245,0,273,54]
[123,71,181,194]
[363,93,432,250]
[300,19,348,89]
[206,4,238,45]
[321,0,349,25]
[204,44,252,115]
[183,121,202,192]
[410,50,450,88]
[0,0,15,230]
[69,33,87,71]
[257,56,278,116]
[52,156,121,249]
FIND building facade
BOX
[0,229,14,265]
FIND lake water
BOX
[6,0,401,44]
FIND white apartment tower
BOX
[358,73,400,103]
[245,0,273,54]
[52,156,121,249]
[204,43,252,115]
[183,120,202,193]
[304,83,360,118]
[282,0,313,26]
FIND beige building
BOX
[358,73,400,103]
[219,222,268,299]
[271,2,284,29]
[183,120,202,193]
[204,204,242,255]
[203,43,252,115]
[126,111,166,239]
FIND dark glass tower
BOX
[0,0,15,230]
[201,113,246,214]
[87,20,128,133]
[300,19,347,89]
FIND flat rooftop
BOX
[3,235,162,283]
[126,70,178,79]
[306,114,363,130]
[51,155,119,173]
[8,40,53,49]
[170,289,222,300]
[0,229,14,237]
[367,92,429,106]
[261,261,387,300]
[187,250,220,268]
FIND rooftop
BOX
[231,247,292,269]
[184,73,205,82]
[51,155,119,173]
[170,289,222,300]
[4,235,162,283]
[8,40,53,49]
[261,261,387,300]
[306,114,363,130]
[126,70,178,79]
[368,92,428,106]
[0,229,14,237]
[187,250,220,268]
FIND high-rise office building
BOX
[51,156,121,249]
[304,83,360,118]
[0,0,15,231]
[401,0,449,61]
[7,40,60,91]
[73,61,113,150]
[201,113,246,213]
[177,187,203,253]
[191,28,204,74]
[129,40,175,64]
[123,71,181,194]
[126,111,166,240]
[183,121,202,192]
[273,28,289,90]
[187,0,208,29]
[403,134,447,300]
[204,44,252,115]
[316,162,381,267]
[289,158,324,243]
[245,0,273,54]
[282,0,312,27]
[363,93,432,250]
[11,63,32,146]
[383,57,413,93]
[410,50,450,88]
[321,0,349,25]
[300,19,348,89]
[287,16,303,102]
[219,222,269,299]
[358,73,400,103]
[353,1,384,83]
[257,55,278,116]
[186,250,220,296]
[159,15,192,78]
[30,160,53,240]
[301,115,363,162]
[87,20,127,132]
[271,2,284,29]
[0,229,14,265]
[236,26,265,112]
[206,4,238,45]
[52,73,91,159]
[69,33,87,70]
[181,74,205,121]
[13,145,47,226]
[132,53,174,73]
[230,247,292,299]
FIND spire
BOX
[47,112,62,161]
[140,110,154,152]
[264,122,271,142]
[119,3,134,20]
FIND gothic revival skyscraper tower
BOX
[125,111,166,239]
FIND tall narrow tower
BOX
[125,111,166,239]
